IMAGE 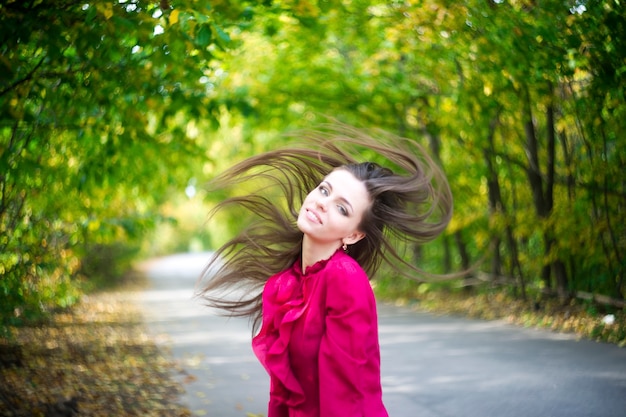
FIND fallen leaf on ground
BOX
[0,291,191,416]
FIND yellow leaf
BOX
[103,3,113,20]
[170,9,180,25]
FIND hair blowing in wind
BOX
[196,123,453,332]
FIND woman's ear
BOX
[344,231,366,246]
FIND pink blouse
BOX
[252,250,389,417]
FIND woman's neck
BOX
[301,236,342,273]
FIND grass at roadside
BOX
[380,287,626,347]
[0,279,191,417]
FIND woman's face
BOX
[297,168,370,248]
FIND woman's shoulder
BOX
[263,262,300,300]
[327,250,365,271]
[324,251,376,312]
[325,251,371,288]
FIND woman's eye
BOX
[337,205,348,216]
[319,186,328,196]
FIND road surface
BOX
[137,253,626,417]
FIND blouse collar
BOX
[295,249,342,277]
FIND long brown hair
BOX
[196,123,453,331]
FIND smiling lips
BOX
[306,208,323,224]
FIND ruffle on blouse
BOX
[252,254,332,408]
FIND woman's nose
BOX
[316,198,327,211]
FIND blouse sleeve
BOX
[318,261,377,417]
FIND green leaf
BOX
[196,24,212,47]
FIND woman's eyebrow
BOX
[321,180,353,212]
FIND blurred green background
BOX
[1,0,624,331]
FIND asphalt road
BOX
[137,253,626,417]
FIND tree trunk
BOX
[522,85,568,296]
[455,231,471,271]
[415,109,459,275]
[483,113,526,296]
[443,234,453,273]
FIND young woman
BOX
[197,124,453,417]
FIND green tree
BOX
[210,0,625,302]
[0,0,255,328]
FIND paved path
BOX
[137,253,626,417]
